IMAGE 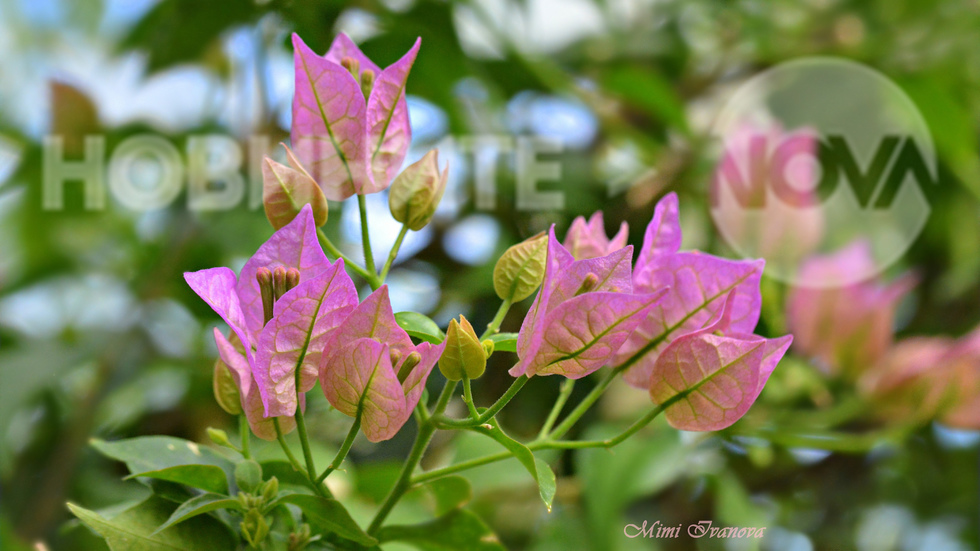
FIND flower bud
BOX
[262,145,328,231]
[388,149,448,231]
[235,460,263,493]
[213,332,244,415]
[482,339,495,358]
[439,315,486,381]
[207,427,233,448]
[360,69,376,97]
[260,477,279,502]
[241,508,270,547]
[493,231,548,302]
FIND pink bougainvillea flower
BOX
[709,124,824,270]
[291,33,420,201]
[509,227,667,380]
[861,329,980,429]
[563,211,629,260]
[616,192,766,390]
[185,206,358,437]
[649,292,793,431]
[787,241,916,377]
[319,286,446,442]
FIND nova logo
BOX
[707,57,936,288]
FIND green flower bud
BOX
[482,339,495,358]
[206,427,233,448]
[262,144,328,231]
[388,149,448,231]
[260,477,279,502]
[235,460,263,493]
[241,508,270,547]
[439,315,487,381]
[493,231,548,302]
[213,332,244,415]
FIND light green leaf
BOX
[486,333,518,353]
[152,493,242,534]
[269,493,376,546]
[91,437,233,477]
[125,465,229,495]
[376,509,505,551]
[68,496,236,551]
[423,476,473,516]
[468,420,556,511]
[493,232,548,302]
[395,311,445,344]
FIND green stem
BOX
[316,416,361,484]
[480,298,513,340]
[273,418,303,474]
[239,415,251,459]
[358,195,377,282]
[547,366,623,440]
[461,374,480,420]
[411,451,512,485]
[435,375,528,428]
[316,228,376,285]
[379,224,409,283]
[294,408,327,497]
[538,380,575,440]
[368,381,457,535]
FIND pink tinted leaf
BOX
[321,338,406,442]
[185,268,250,353]
[366,38,421,191]
[651,330,766,432]
[563,212,629,260]
[512,290,667,378]
[291,33,373,201]
[619,253,764,389]
[254,261,358,417]
[635,192,681,279]
[322,285,415,371]
[515,227,574,362]
[214,328,295,440]
[236,204,331,342]
[400,340,445,412]
[262,154,328,230]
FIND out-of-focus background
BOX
[1,0,979,549]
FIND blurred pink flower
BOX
[787,241,916,377]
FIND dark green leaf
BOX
[395,312,445,344]
[423,476,473,515]
[126,464,229,494]
[152,493,242,534]
[486,333,518,353]
[68,496,236,551]
[376,509,505,551]
[270,494,376,546]
[468,421,556,511]
[260,460,313,490]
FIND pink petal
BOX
[185,268,251,357]
[236,204,332,343]
[511,289,667,378]
[254,260,358,417]
[324,33,382,75]
[366,38,420,191]
[635,192,681,280]
[398,340,445,419]
[618,253,764,389]
[321,338,407,442]
[563,212,630,260]
[291,33,373,201]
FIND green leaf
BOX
[601,65,689,134]
[468,420,556,511]
[68,496,236,551]
[486,333,518,353]
[91,437,234,477]
[260,460,313,490]
[269,493,376,546]
[376,509,505,551]
[395,311,445,344]
[125,465,229,495]
[423,476,473,516]
[152,493,242,534]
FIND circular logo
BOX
[708,57,936,288]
